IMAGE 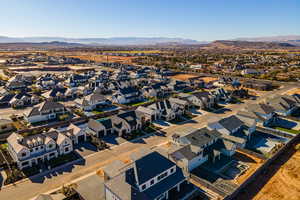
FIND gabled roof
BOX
[218,115,245,131]
[133,151,175,185]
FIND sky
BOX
[0,0,299,41]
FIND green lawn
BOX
[275,127,300,134]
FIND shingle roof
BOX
[133,151,175,185]
[218,115,245,132]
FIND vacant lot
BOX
[47,51,138,64]
[200,76,218,83]
[237,143,300,200]
[252,147,300,200]
[170,74,200,81]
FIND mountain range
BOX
[0,35,299,48]
[0,36,204,45]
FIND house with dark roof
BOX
[178,91,218,110]
[42,87,68,101]
[0,93,17,107]
[169,127,236,172]
[112,87,143,104]
[68,73,88,87]
[266,95,300,116]
[26,101,69,124]
[75,92,111,111]
[147,99,184,121]
[240,103,278,126]
[207,115,256,148]
[104,149,196,200]
[87,111,142,138]
[10,92,40,108]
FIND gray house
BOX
[169,127,236,172]
[104,149,196,200]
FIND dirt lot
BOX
[47,51,137,64]
[200,76,218,83]
[285,88,300,95]
[170,74,200,81]
[253,147,300,200]
[236,143,300,200]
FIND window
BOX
[157,172,168,181]
[141,184,146,190]
[170,168,175,173]
[49,144,53,148]
[21,152,26,157]
[30,149,33,152]
[65,147,69,152]
[41,146,44,149]
[35,147,38,151]
[150,179,154,185]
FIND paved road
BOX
[0,83,297,200]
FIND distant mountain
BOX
[235,35,300,42]
[0,36,205,45]
[203,40,296,50]
[0,41,87,50]
[234,35,300,46]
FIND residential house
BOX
[147,99,184,121]
[207,115,256,148]
[111,87,143,104]
[266,95,300,116]
[242,80,273,91]
[169,127,236,172]
[87,110,142,138]
[10,93,39,108]
[7,130,73,169]
[0,118,15,133]
[26,101,69,123]
[178,91,217,110]
[239,103,278,126]
[104,149,195,200]
[68,74,88,87]
[42,87,67,102]
[75,93,111,111]
[0,93,15,107]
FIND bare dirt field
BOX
[47,51,137,64]
[285,88,300,95]
[236,143,300,200]
[200,76,218,83]
[170,74,200,81]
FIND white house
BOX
[7,130,73,169]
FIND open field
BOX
[47,51,138,64]
[200,76,218,83]
[239,144,300,200]
[170,74,200,81]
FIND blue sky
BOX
[1,0,299,41]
